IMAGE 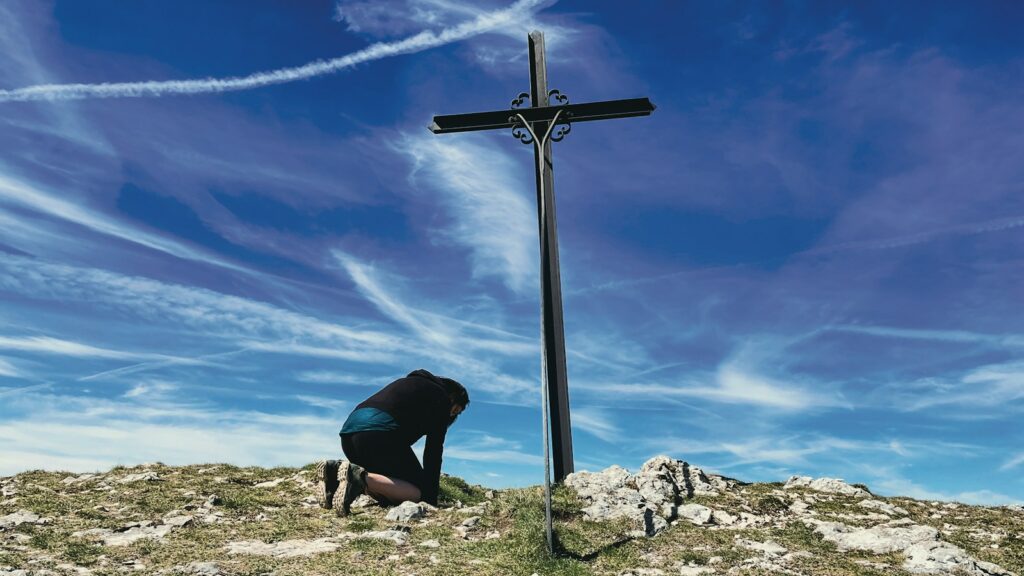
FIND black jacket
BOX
[355,369,452,504]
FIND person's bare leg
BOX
[364,473,421,504]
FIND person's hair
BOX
[440,376,469,408]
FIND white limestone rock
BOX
[676,504,714,526]
[62,473,99,486]
[0,510,49,530]
[736,538,788,556]
[385,500,430,522]
[807,518,938,553]
[859,498,908,516]
[902,540,1015,575]
[117,471,161,484]
[638,455,728,499]
[187,561,221,575]
[785,475,869,497]
[103,524,174,546]
[351,494,378,509]
[711,509,737,526]
[225,537,341,557]
[565,465,631,500]
[354,529,410,545]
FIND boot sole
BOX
[332,460,351,516]
[314,459,336,509]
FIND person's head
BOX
[440,376,469,424]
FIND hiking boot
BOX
[332,460,367,517]
[314,459,340,510]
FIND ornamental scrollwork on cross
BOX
[508,89,573,147]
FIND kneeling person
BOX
[316,369,468,516]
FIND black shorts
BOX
[340,430,425,490]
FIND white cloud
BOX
[444,430,542,465]
[571,406,619,442]
[899,361,1024,412]
[398,134,536,294]
[0,255,396,351]
[334,251,453,345]
[295,395,349,412]
[0,172,251,274]
[0,335,174,361]
[296,371,390,386]
[1001,453,1024,471]
[828,324,1024,347]
[0,391,346,476]
[124,380,178,399]
[866,466,1022,505]
[0,0,550,103]
[576,365,844,411]
[0,356,21,378]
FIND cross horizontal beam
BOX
[428,97,655,134]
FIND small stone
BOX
[676,504,714,526]
[352,494,378,508]
[784,476,869,497]
[419,539,441,548]
[460,515,481,528]
[386,501,429,522]
[117,471,160,484]
[163,515,194,528]
[225,537,341,557]
[188,561,221,575]
[0,510,46,529]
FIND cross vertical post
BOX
[528,31,575,484]
[428,31,655,490]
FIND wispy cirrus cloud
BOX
[0,389,344,476]
[576,363,845,411]
[827,324,1024,347]
[571,406,619,443]
[0,0,549,103]
[884,361,1024,413]
[0,255,394,351]
[0,335,190,362]
[1001,453,1024,472]
[0,357,21,378]
[0,172,251,274]
[398,134,536,294]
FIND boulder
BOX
[0,510,48,530]
[565,465,631,500]
[353,529,410,545]
[858,498,908,516]
[785,476,869,497]
[676,504,714,526]
[735,538,788,556]
[385,500,429,522]
[117,471,161,484]
[807,519,938,553]
[902,540,1015,575]
[225,537,341,557]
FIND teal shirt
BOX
[339,407,399,435]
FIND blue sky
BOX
[1,0,1022,504]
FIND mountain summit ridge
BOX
[1,456,1021,575]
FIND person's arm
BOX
[420,422,448,506]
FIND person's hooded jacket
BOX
[354,369,452,505]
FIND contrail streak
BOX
[0,0,547,103]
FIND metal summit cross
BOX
[429,31,654,482]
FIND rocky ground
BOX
[1,457,1021,575]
